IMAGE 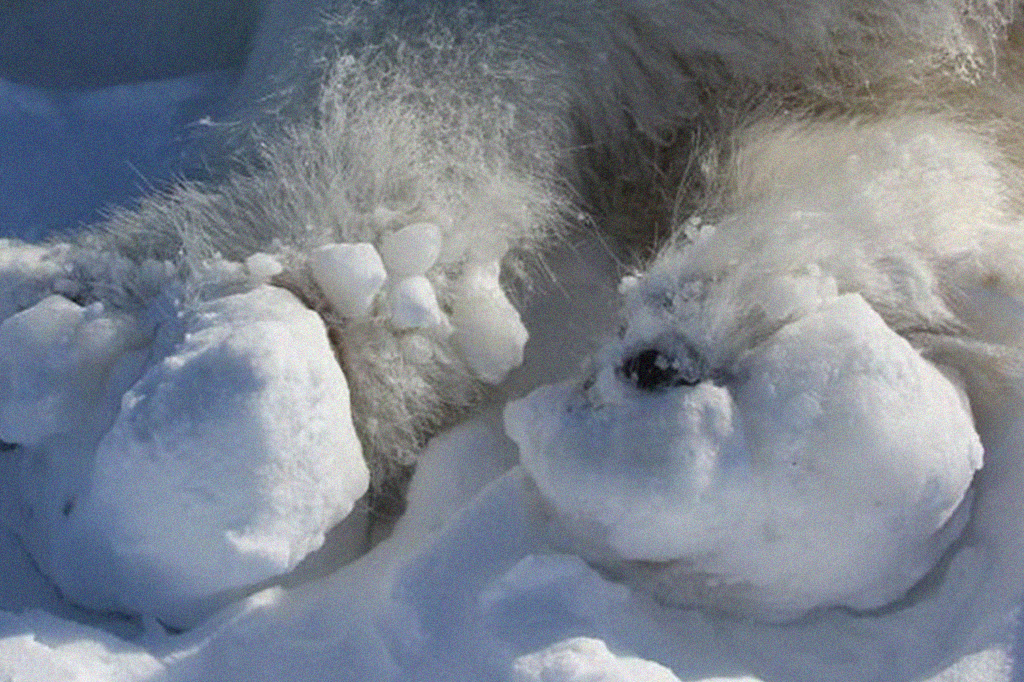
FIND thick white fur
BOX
[228,0,1015,242]
[58,0,1018,488]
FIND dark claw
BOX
[620,348,701,391]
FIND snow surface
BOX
[512,637,686,681]
[0,74,232,240]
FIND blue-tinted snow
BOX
[0,73,234,242]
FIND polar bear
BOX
[77,0,1015,484]
[0,0,1019,626]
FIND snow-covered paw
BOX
[505,278,982,620]
[0,208,534,627]
[308,221,528,384]
[295,213,533,476]
[6,285,368,628]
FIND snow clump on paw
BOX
[449,260,530,384]
[301,215,532,479]
[379,222,443,278]
[244,252,285,282]
[309,243,387,319]
[387,275,445,331]
[309,223,448,332]
[308,223,526,372]
[506,280,982,620]
[41,285,368,628]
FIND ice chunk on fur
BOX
[513,637,683,682]
[309,243,387,318]
[380,222,442,277]
[0,295,147,446]
[506,294,981,618]
[50,285,368,627]
[451,261,529,384]
[245,252,284,281]
[388,276,445,330]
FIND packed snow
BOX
[2,1,1024,681]
[506,290,982,619]
[512,637,687,682]
[56,286,368,628]
[0,282,369,630]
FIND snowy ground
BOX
[0,73,233,241]
[3,4,1024,682]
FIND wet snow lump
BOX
[505,291,982,621]
[0,285,369,629]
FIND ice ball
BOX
[310,242,387,318]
